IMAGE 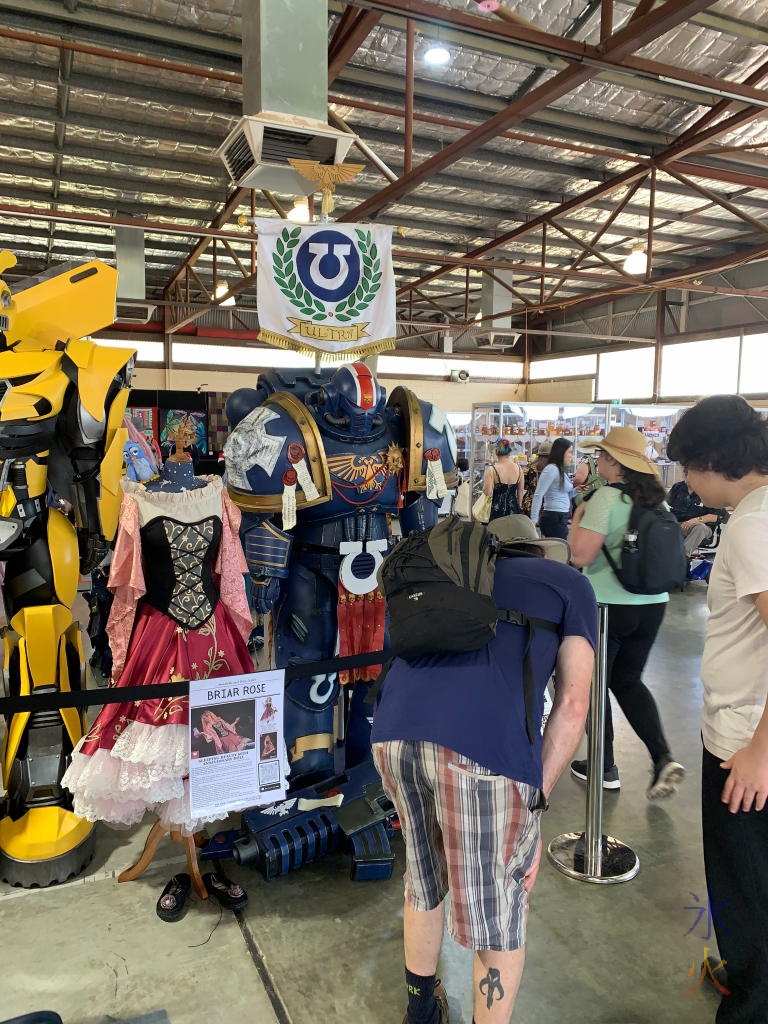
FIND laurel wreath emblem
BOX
[272,226,382,323]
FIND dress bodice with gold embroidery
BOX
[140,515,223,630]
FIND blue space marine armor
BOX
[224,362,457,791]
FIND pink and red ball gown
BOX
[63,476,254,833]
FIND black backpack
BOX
[601,485,687,595]
[377,516,560,743]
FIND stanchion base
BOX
[547,831,639,884]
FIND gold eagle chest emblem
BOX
[327,451,389,494]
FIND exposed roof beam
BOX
[6,47,755,176]
[400,57,768,299]
[339,0,725,223]
[327,9,382,84]
[5,0,767,81]
[6,89,767,198]
[344,0,768,106]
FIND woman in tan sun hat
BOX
[568,426,686,801]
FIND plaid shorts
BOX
[373,740,543,952]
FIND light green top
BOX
[579,486,669,606]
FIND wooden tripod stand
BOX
[118,819,209,899]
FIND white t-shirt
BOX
[701,484,768,760]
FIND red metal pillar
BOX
[405,19,415,174]
[601,0,614,40]
[646,166,656,284]
[653,290,665,401]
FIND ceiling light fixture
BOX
[215,282,236,307]
[623,243,648,276]
[424,45,451,66]
[287,197,310,223]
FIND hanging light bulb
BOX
[424,45,451,65]
[623,243,648,276]
[214,282,236,307]
[287,197,310,223]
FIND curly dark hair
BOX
[667,395,768,480]
[547,437,573,485]
[619,466,667,509]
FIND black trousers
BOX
[602,602,670,771]
[539,510,569,540]
[702,745,768,1023]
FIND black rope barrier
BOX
[0,649,391,715]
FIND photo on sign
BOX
[258,695,278,732]
[259,731,278,760]
[190,700,256,760]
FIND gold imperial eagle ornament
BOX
[288,159,365,216]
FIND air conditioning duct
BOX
[114,301,157,325]
[114,226,156,325]
[217,113,355,194]
[218,0,357,195]
[476,332,521,350]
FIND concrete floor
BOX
[1,585,725,1024]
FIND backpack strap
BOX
[601,542,622,579]
[601,484,639,581]
[498,610,560,744]
[365,656,393,705]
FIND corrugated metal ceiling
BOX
[0,0,767,342]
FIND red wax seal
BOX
[287,442,305,464]
[282,469,297,486]
[424,447,441,462]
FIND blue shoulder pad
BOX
[224,392,331,514]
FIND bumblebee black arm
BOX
[58,346,133,573]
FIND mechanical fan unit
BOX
[217,113,356,195]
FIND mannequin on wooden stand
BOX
[64,419,254,919]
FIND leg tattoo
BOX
[478,967,505,1010]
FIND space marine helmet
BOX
[317,362,386,438]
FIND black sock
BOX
[405,968,437,1024]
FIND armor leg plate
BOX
[0,517,94,886]
[275,562,340,788]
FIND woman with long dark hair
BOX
[530,437,574,539]
[568,426,685,799]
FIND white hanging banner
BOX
[257,219,396,360]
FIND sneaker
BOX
[401,980,449,1024]
[570,759,621,790]
[647,759,686,801]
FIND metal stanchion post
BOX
[547,604,639,884]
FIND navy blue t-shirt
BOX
[371,557,597,789]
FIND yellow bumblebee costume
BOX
[0,251,135,886]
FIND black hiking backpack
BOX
[377,516,560,743]
[601,485,687,595]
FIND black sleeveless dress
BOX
[489,465,521,521]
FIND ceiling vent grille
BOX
[223,131,254,184]
[476,332,521,350]
[114,302,156,325]
[217,113,356,194]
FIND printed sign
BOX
[188,669,285,820]
[257,220,396,359]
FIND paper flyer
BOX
[188,668,286,820]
